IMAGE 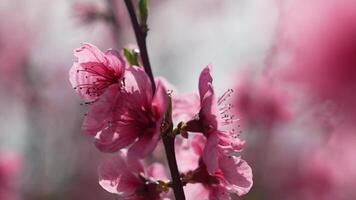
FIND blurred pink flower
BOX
[271,127,356,200]
[0,153,22,200]
[83,66,168,160]
[277,0,356,124]
[0,12,31,94]
[69,43,126,102]
[73,2,105,24]
[183,65,245,173]
[234,73,289,131]
[176,134,253,199]
[99,151,169,200]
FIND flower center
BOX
[74,62,121,98]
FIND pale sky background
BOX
[1,0,278,92]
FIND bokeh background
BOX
[1,0,356,199]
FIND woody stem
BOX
[124,0,155,93]
[124,0,186,199]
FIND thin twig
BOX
[124,0,155,93]
[162,135,186,200]
[124,0,186,199]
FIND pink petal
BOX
[200,84,218,129]
[124,66,152,106]
[104,49,126,76]
[127,127,161,160]
[199,65,213,99]
[83,85,141,152]
[191,134,206,156]
[218,133,245,153]
[69,61,116,101]
[209,186,231,200]
[94,128,138,153]
[74,43,106,64]
[184,183,211,200]
[198,65,218,129]
[98,153,142,195]
[173,92,200,123]
[202,131,220,174]
[219,156,253,196]
[184,183,231,200]
[146,163,168,180]
[151,79,169,118]
[175,135,201,172]
[82,84,119,136]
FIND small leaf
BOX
[124,48,139,66]
[138,0,148,28]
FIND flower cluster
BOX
[69,43,252,199]
[173,66,252,199]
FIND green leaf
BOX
[123,48,139,66]
[138,0,148,28]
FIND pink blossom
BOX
[234,73,289,131]
[0,12,31,95]
[176,135,253,198]
[0,153,22,200]
[277,0,356,124]
[99,151,169,200]
[83,66,168,159]
[172,65,253,197]
[278,128,356,200]
[69,43,126,102]
[182,65,245,173]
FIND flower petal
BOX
[146,163,168,180]
[98,153,142,195]
[151,79,169,119]
[209,186,231,200]
[202,131,220,174]
[94,128,138,153]
[74,43,106,64]
[175,135,201,173]
[199,65,213,99]
[184,183,211,200]
[173,92,200,123]
[124,66,152,106]
[219,156,253,196]
[127,127,161,160]
[82,84,119,136]
[105,49,126,76]
[198,65,218,129]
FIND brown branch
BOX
[124,0,186,199]
[124,0,155,93]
